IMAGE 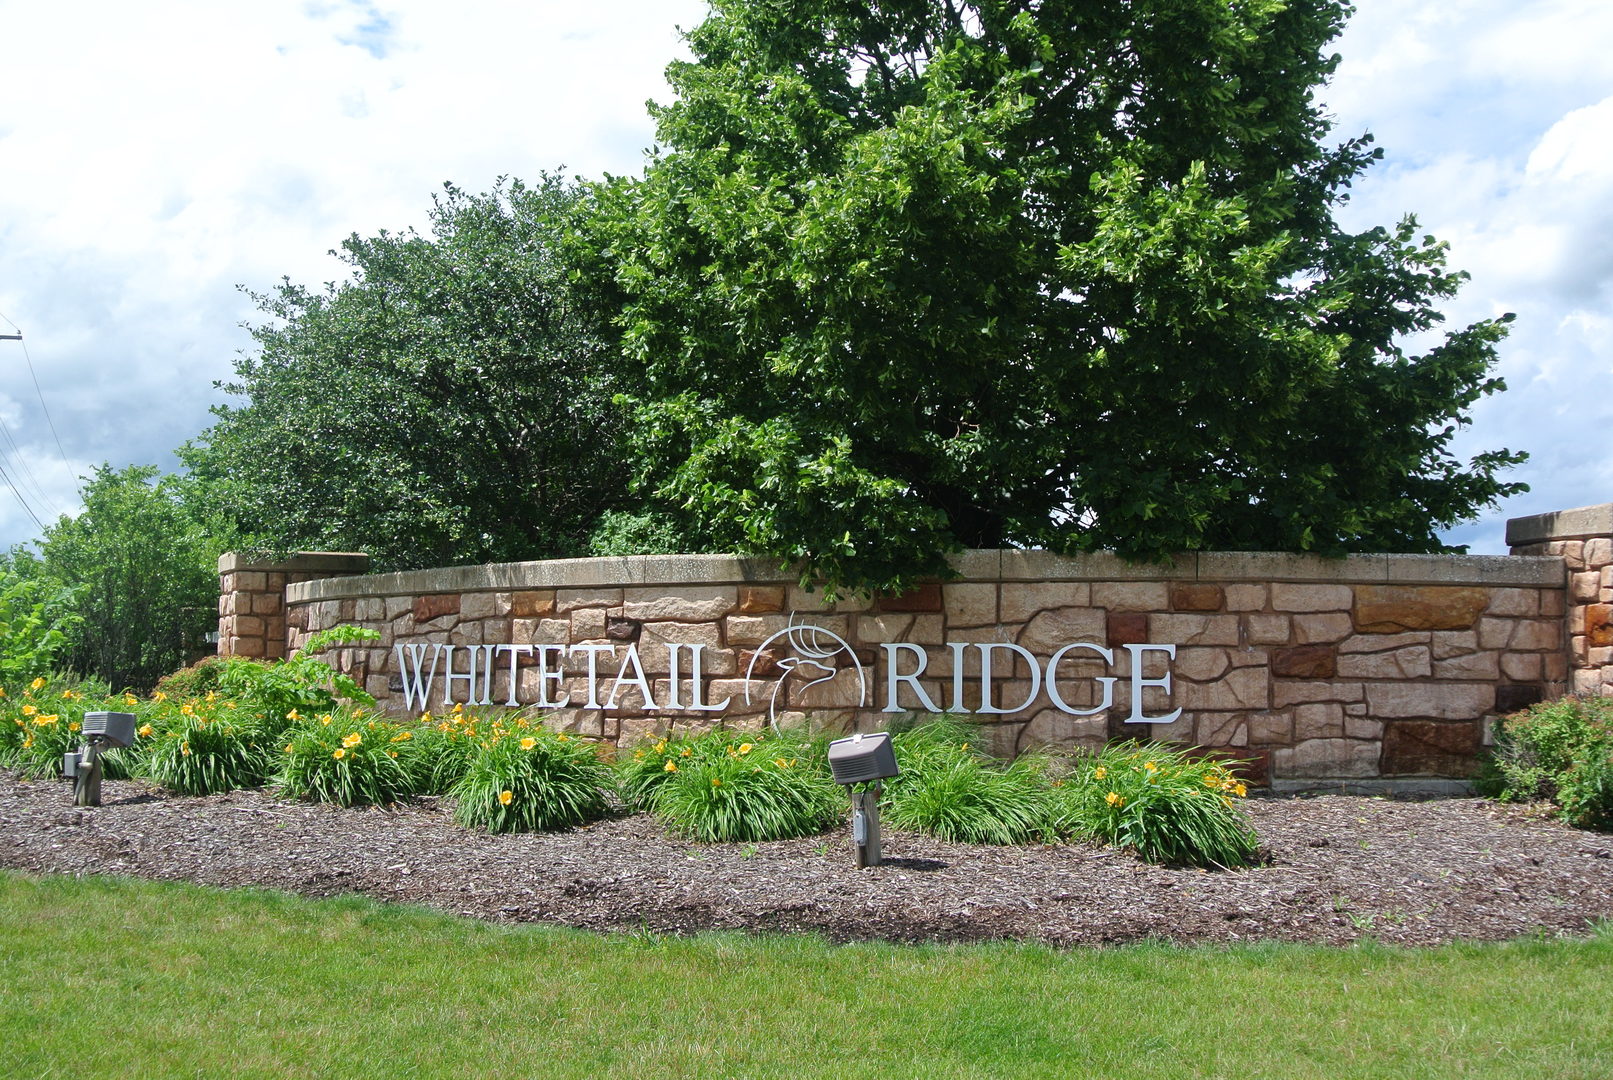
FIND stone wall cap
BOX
[1506,502,1613,546]
[282,546,1561,603]
[220,552,371,575]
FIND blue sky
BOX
[0,0,1608,554]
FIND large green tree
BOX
[597,0,1525,595]
[187,175,633,571]
[36,465,223,691]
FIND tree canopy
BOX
[594,0,1525,594]
[185,176,633,571]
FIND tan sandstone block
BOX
[1430,631,1479,660]
[1149,613,1240,647]
[943,583,999,628]
[1271,583,1353,613]
[1196,713,1248,747]
[1573,572,1600,602]
[1485,588,1540,617]
[1339,631,1429,654]
[1292,613,1354,644]
[1364,681,1494,720]
[1432,652,1500,680]
[556,589,623,614]
[1224,584,1268,612]
[1247,711,1293,745]
[1336,646,1431,680]
[1001,582,1088,622]
[1501,653,1543,681]
[1353,585,1490,633]
[1179,666,1268,711]
[725,614,791,646]
[623,586,736,622]
[1294,702,1345,740]
[1273,739,1381,779]
[737,586,785,614]
[1586,537,1613,567]
[1173,647,1233,682]
[1245,614,1291,645]
[1273,680,1364,707]
[1018,608,1107,655]
[1092,581,1169,612]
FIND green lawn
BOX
[2,871,1609,1079]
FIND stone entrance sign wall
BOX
[215,502,1613,787]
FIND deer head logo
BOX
[745,618,867,732]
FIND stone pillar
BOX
[1507,503,1613,697]
[218,552,371,660]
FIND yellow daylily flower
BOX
[332,748,346,760]
[498,790,513,805]
[342,732,362,748]
[520,737,537,750]
[1105,791,1123,808]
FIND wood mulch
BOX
[4,770,1611,947]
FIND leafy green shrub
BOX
[275,710,417,807]
[0,678,139,779]
[153,657,230,702]
[1490,696,1613,830]
[216,626,381,732]
[143,701,273,796]
[881,717,1052,844]
[1051,741,1259,868]
[0,567,81,684]
[451,724,616,834]
[621,728,841,842]
[402,705,503,795]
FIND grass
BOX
[3,873,1611,1079]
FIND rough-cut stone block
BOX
[1271,583,1353,613]
[1510,619,1561,651]
[1574,669,1603,695]
[510,590,555,617]
[943,583,999,627]
[1485,588,1540,617]
[737,585,785,614]
[1294,702,1345,740]
[725,614,791,646]
[1107,612,1149,648]
[606,617,640,642]
[414,595,460,623]
[1170,583,1224,612]
[1477,617,1514,650]
[1018,608,1106,655]
[857,613,915,643]
[1196,712,1247,747]
[512,617,569,646]
[355,598,384,622]
[1150,613,1240,647]
[1273,738,1380,779]
[1587,537,1613,566]
[233,637,265,658]
[1432,652,1499,680]
[1541,589,1566,617]
[1339,631,1429,655]
[1291,613,1354,644]
[1344,715,1384,740]
[1272,645,1337,679]
[1572,572,1600,602]
[234,571,267,592]
[1590,646,1613,666]
[556,589,624,614]
[251,592,282,615]
[1001,583,1087,622]
[1546,653,1569,682]
[1336,646,1431,680]
[1179,666,1268,710]
[623,586,735,622]
[1501,653,1543,681]
[1020,708,1108,751]
[459,592,502,620]
[571,607,608,640]
[1381,721,1480,776]
[1092,581,1169,612]
[1365,681,1493,720]
[1247,710,1292,745]
[235,614,265,637]
[1245,614,1291,645]
[1586,604,1613,648]
[1173,647,1232,682]
[1352,585,1489,632]
[1223,584,1268,612]
[876,581,943,613]
[1430,631,1479,660]
[784,584,838,612]
[1273,680,1364,707]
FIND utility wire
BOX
[0,310,71,469]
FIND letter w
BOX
[395,644,442,710]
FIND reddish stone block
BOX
[1107,612,1149,648]
[737,586,786,614]
[876,581,943,613]
[1271,644,1336,679]
[1495,683,1544,714]
[1353,586,1490,633]
[511,590,556,618]
[739,647,785,677]
[414,594,461,622]
[606,617,641,642]
[1586,604,1613,648]
[1381,720,1481,777]
[1169,583,1224,612]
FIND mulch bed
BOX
[4,770,1612,948]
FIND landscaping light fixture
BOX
[62,711,135,807]
[827,731,900,868]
